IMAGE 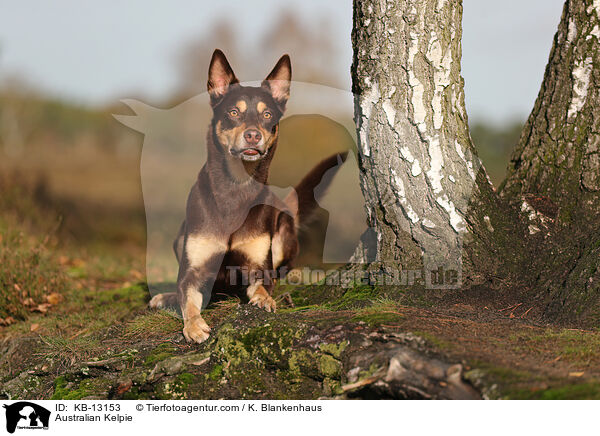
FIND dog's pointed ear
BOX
[207,49,239,104]
[262,54,291,109]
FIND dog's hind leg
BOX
[271,212,299,271]
[173,221,186,264]
[149,292,178,310]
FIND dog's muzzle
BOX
[230,147,266,162]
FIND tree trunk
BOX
[500,0,600,323]
[502,0,600,215]
[351,0,528,289]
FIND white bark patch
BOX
[400,146,415,163]
[567,18,577,43]
[587,0,600,15]
[483,216,494,233]
[436,0,446,12]
[411,160,422,177]
[436,195,466,233]
[426,137,444,193]
[568,57,593,118]
[383,100,396,127]
[391,169,419,224]
[422,218,436,229]
[409,71,427,132]
[358,82,381,157]
[391,169,406,198]
[520,199,554,235]
[408,32,427,133]
[426,33,452,130]
[406,204,420,223]
[587,25,600,40]
[455,141,476,180]
[521,201,538,223]
[399,146,422,177]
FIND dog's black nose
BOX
[243,129,262,145]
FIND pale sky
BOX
[0,0,565,124]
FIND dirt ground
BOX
[2,247,599,400]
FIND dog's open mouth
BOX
[232,148,265,161]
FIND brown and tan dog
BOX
[149,49,345,343]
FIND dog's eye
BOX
[263,111,272,119]
[228,109,239,117]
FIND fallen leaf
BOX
[72,258,86,267]
[569,372,584,377]
[0,317,16,326]
[33,304,51,314]
[23,298,35,306]
[46,292,63,305]
[116,380,133,395]
[30,323,40,332]
[58,255,69,265]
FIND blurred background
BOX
[0,0,566,305]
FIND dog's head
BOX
[207,49,291,162]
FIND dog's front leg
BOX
[177,268,210,343]
[178,268,212,343]
[177,235,226,343]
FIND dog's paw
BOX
[249,287,277,312]
[149,292,177,309]
[182,315,211,343]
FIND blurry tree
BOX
[258,11,342,88]
[470,121,523,187]
[173,10,345,100]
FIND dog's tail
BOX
[284,151,348,229]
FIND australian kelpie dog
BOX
[149,49,346,343]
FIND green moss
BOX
[144,343,179,366]
[176,372,195,384]
[413,331,451,350]
[512,328,600,364]
[319,354,342,379]
[288,349,320,380]
[319,342,348,359]
[213,323,251,368]
[121,386,152,400]
[325,285,380,310]
[208,364,224,380]
[351,310,403,326]
[50,375,111,400]
[96,284,148,309]
[358,363,382,380]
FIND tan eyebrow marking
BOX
[257,102,267,113]
[236,100,247,112]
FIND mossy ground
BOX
[1,176,599,400]
[2,273,600,400]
